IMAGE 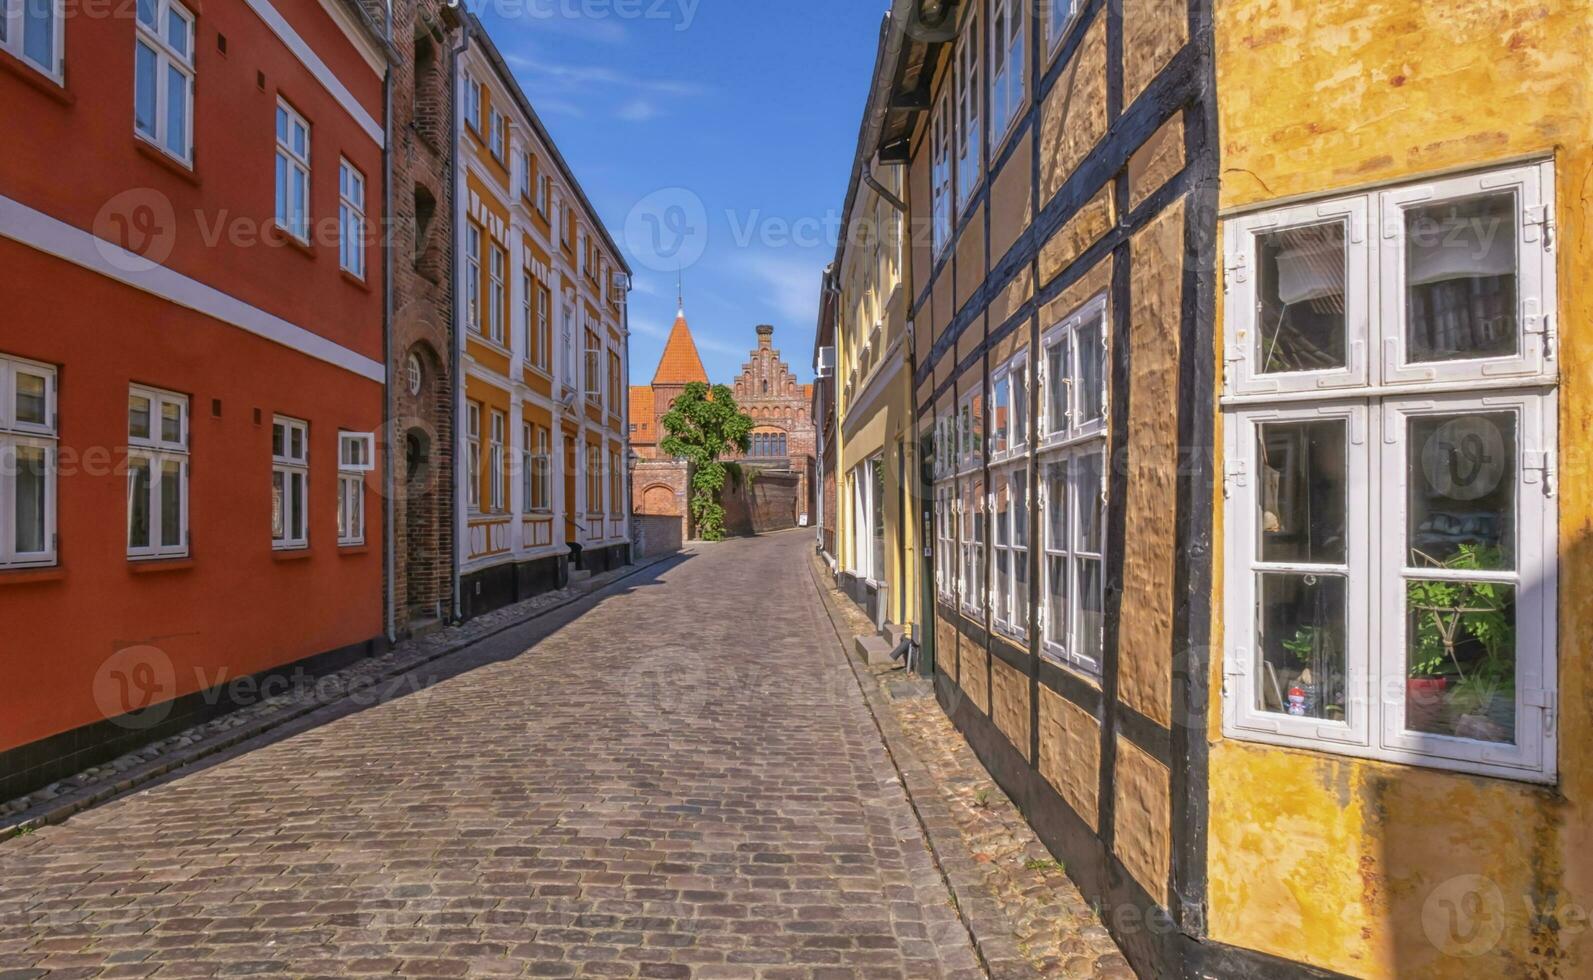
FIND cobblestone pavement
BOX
[809,556,1131,980]
[0,532,982,979]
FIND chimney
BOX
[756,324,774,349]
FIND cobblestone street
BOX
[0,533,989,979]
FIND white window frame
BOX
[585,443,602,516]
[990,353,1028,461]
[126,385,189,561]
[2,0,64,82]
[953,4,981,211]
[584,332,602,402]
[931,87,953,256]
[465,403,481,513]
[1040,293,1108,449]
[491,108,507,161]
[1221,161,1560,784]
[465,76,483,133]
[1047,0,1080,56]
[487,240,507,345]
[274,100,311,243]
[338,160,366,279]
[533,280,552,371]
[934,476,958,605]
[336,432,371,547]
[466,223,483,335]
[990,462,1029,641]
[134,0,195,165]
[1039,445,1106,674]
[520,269,533,362]
[988,0,1027,149]
[0,355,58,568]
[489,409,506,513]
[609,448,622,518]
[271,416,309,550]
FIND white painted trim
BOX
[242,0,384,148]
[0,194,384,383]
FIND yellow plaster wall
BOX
[1211,1,1593,975]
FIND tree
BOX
[659,382,753,541]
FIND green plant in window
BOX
[1407,544,1514,682]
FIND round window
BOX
[407,353,423,396]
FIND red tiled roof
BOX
[652,309,709,386]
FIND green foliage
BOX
[1407,544,1514,683]
[658,382,753,542]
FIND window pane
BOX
[994,550,1009,619]
[129,394,152,440]
[272,470,285,538]
[1075,451,1103,553]
[290,472,304,539]
[1046,554,1067,648]
[160,400,181,444]
[1257,419,1347,564]
[15,372,46,425]
[1408,412,1515,571]
[14,446,46,553]
[1255,221,1348,373]
[166,8,189,58]
[1405,579,1516,743]
[165,64,187,156]
[137,0,155,27]
[1047,458,1068,551]
[1047,342,1066,435]
[1075,557,1103,667]
[1012,468,1028,549]
[290,426,304,460]
[135,42,158,137]
[23,0,55,70]
[1012,366,1026,445]
[1255,572,1347,720]
[992,378,1009,454]
[1405,192,1518,363]
[159,459,181,548]
[337,482,347,539]
[993,477,1010,547]
[1076,314,1104,425]
[128,457,151,549]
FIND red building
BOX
[0,0,390,797]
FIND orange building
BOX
[0,0,390,797]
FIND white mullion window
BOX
[1222,161,1559,784]
[134,0,194,164]
[491,108,507,161]
[489,410,507,513]
[991,462,1029,640]
[533,426,551,511]
[1047,0,1080,55]
[953,5,981,210]
[0,355,58,568]
[465,77,483,133]
[1040,446,1106,674]
[488,242,507,344]
[535,283,551,371]
[931,88,953,255]
[466,224,483,335]
[3,0,63,81]
[336,432,372,547]
[585,333,602,401]
[520,421,534,515]
[1041,294,1108,449]
[989,0,1026,147]
[520,270,533,361]
[271,417,309,550]
[274,101,311,242]
[338,160,366,279]
[127,386,189,560]
[465,403,482,513]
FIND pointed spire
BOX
[652,302,708,386]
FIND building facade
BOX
[0,0,390,798]
[454,16,632,620]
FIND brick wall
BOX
[721,466,803,536]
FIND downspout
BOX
[819,265,841,563]
[381,6,396,646]
[449,24,469,623]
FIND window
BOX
[2,0,62,79]
[954,7,981,209]
[989,0,1027,144]
[931,89,953,255]
[990,355,1028,458]
[336,433,372,547]
[465,222,483,334]
[585,444,602,516]
[956,384,986,616]
[609,448,622,517]
[134,0,194,163]
[578,229,588,277]
[1222,162,1559,783]
[271,417,309,550]
[537,173,550,215]
[750,432,789,458]
[488,241,507,344]
[520,269,533,360]
[491,108,506,161]
[934,474,958,604]
[561,303,576,388]
[1039,295,1109,673]
[1047,0,1079,54]
[533,279,552,371]
[274,101,311,242]
[584,330,602,401]
[465,403,481,512]
[0,355,56,568]
[991,464,1029,639]
[465,77,483,133]
[523,423,551,513]
[338,160,365,279]
[126,386,188,560]
[489,410,506,513]
[608,351,622,415]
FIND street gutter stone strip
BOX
[0,549,686,842]
[804,551,1132,979]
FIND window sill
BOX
[271,547,313,561]
[340,268,371,292]
[337,543,370,555]
[0,48,70,103]
[269,225,316,258]
[128,557,195,574]
[467,332,512,358]
[134,137,200,186]
[0,564,66,586]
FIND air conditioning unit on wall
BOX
[815,346,836,378]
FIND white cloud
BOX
[616,99,659,122]
[732,251,826,327]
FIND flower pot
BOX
[1406,676,1449,733]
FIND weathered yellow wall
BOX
[1212,1,1593,975]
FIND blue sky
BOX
[473,0,886,386]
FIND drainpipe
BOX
[449,25,469,624]
[381,8,396,646]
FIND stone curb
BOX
[0,548,687,844]
[804,551,1045,980]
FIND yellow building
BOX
[829,104,917,640]
[455,17,631,620]
[1207,1,1592,975]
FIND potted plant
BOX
[1406,544,1515,741]
[1280,622,1345,721]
